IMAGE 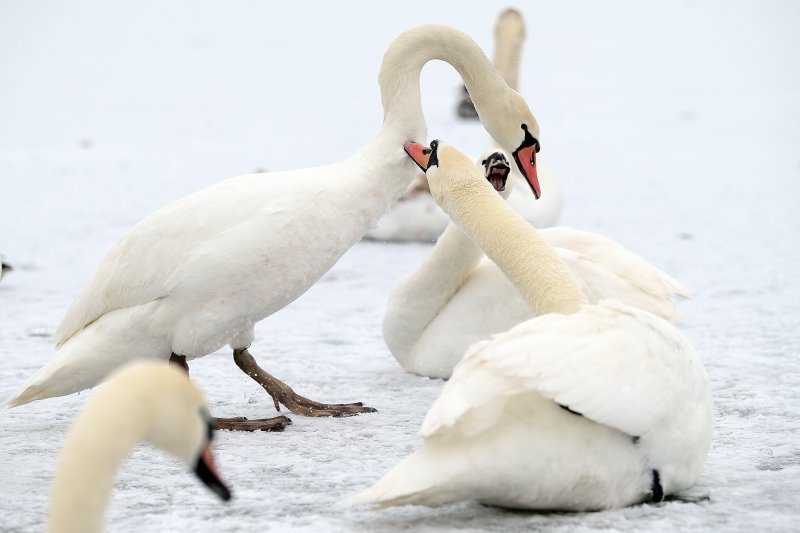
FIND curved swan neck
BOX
[49,390,148,533]
[437,181,587,315]
[384,222,484,359]
[379,25,507,140]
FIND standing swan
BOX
[365,8,560,242]
[349,142,713,510]
[384,149,690,379]
[49,361,230,533]
[6,25,543,430]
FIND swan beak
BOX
[512,143,541,199]
[1,262,11,273]
[194,444,232,501]
[404,142,432,171]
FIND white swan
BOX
[349,141,713,510]
[49,361,230,533]
[384,149,690,379]
[6,25,543,428]
[365,8,561,242]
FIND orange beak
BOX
[194,443,232,501]
[404,142,432,171]
[512,143,541,199]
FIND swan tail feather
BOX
[343,446,468,508]
[5,306,168,407]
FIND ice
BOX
[1,1,799,531]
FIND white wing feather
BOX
[420,300,706,440]
[544,227,691,322]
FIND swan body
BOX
[385,152,690,379]
[49,361,229,533]
[350,142,713,510]
[7,24,542,408]
[365,8,562,242]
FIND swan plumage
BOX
[350,141,713,510]
[7,24,543,411]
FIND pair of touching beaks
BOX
[404,135,541,200]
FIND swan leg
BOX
[168,353,293,432]
[232,347,378,417]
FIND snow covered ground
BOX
[1,0,799,531]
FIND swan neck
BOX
[48,391,147,533]
[440,184,587,315]
[493,14,525,91]
[379,25,506,140]
[384,222,484,362]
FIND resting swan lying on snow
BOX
[383,149,690,379]
[349,141,713,511]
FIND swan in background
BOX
[0,254,11,282]
[6,25,543,430]
[49,361,230,533]
[384,149,690,379]
[349,141,713,511]
[365,8,561,242]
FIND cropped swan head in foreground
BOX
[50,362,230,533]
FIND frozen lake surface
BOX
[1,1,798,531]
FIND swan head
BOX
[477,90,541,199]
[404,140,490,205]
[113,362,232,501]
[477,149,513,199]
[405,140,512,203]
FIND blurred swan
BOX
[49,361,230,533]
[350,141,712,511]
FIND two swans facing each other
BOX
[365,8,562,243]
[5,24,543,429]
[384,148,690,379]
[49,361,230,533]
[349,141,713,511]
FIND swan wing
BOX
[543,227,691,321]
[54,173,290,346]
[419,300,708,440]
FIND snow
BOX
[1,0,799,531]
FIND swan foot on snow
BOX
[169,353,293,432]
[211,415,292,432]
[232,348,378,417]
